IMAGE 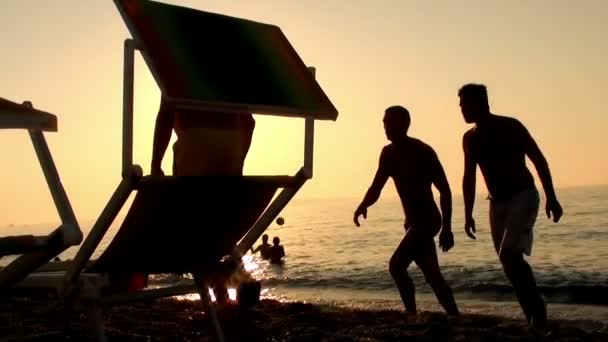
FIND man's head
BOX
[458,83,490,123]
[262,234,269,243]
[272,236,280,245]
[383,106,411,142]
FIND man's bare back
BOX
[150,99,255,176]
[463,114,536,200]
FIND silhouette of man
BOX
[354,106,459,316]
[150,98,255,303]
[151,99,255,176]
[251,234,271,260]
[268,236,285,265]
[459,83,563,330]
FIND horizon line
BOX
[1,183,606,227]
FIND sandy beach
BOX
[2,294,607,342]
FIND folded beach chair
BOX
[0,97,82,290]
[10,0,338,341]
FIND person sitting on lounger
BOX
[151,99,255,177]
[137,99,255,300]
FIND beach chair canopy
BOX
[114,0,338,120]
[88,177,286,274]
[0,97,57,131]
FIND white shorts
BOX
[489,187,539,256]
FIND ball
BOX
[276,217,285,226]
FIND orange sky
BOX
[1,0,607,224]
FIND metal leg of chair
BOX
[88,302,106,342]
[61,294,75,335]
[193,274,225,342]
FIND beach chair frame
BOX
[0,99,82,290]
[52,39,319,341]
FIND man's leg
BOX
[499,249,546,327]
[498,188,545,327]
[414,238,459,315]
[389,231,418,314]
[491,198,534,323]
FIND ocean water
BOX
[2,185,607,322]
[243,185,608,322]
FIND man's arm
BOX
[430,150,452,230]
[354,148,390,226]
[150,100,174,175]
[242,114,255,161]
[519,122,563,222]
[430,149,454,252]
[462,132,477,239]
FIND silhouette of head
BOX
[262,234,269,243]
[383,106,410,142]
[272,236,280,245]
[458,83,490,123]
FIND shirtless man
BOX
[251,234,271,260]
[151,99,255,177]
[150,99,255,303]
[459,83,563,330]
[268,236,285,265]
[354,105,459,316]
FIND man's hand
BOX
[464,216,476,240]
[150,166,164,176]
[404,219,412,232]
[353,206,367,227]
[439,229,454,252]
[546,197,563,223]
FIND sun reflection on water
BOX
[173,288,238,302]
[173,254,289,303]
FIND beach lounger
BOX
[0,98,82,291]
[16,172,303,341]
[7,0,338,341]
